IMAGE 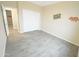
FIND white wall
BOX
[0,5,7,56]
[41,2,79,46]
[22,9,40,32]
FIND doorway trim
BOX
[4,7,20,35]
[5,8,14,30]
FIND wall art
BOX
[69,17,79,22]
[53,13,61,19]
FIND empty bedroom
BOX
[0,1,79,57]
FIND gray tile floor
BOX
[5,30,79,57]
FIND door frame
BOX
[5,8,14,30]
[2,7,18,36]
[1,5,9,36]
[2,7,13,36]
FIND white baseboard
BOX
[78,48,79,57]
[41,29,79,47]
[42,29,79,57]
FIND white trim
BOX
[1,5,9,36]
[42,29,79,46]
[5,7,12,10]
[78,48,79,57]
[5,8,15,29]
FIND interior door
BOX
[1,5,9,36]
[0,4,7,57]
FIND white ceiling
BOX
[30,1,60,6]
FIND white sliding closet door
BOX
[22,9,40,32]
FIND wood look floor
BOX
[5,29,79,57]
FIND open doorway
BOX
[2,7,19,36]
[5,10,13,31]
